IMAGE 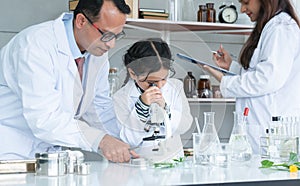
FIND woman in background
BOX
[204,0,300,153]
[113,38,193,162]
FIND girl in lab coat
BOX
[204,0,300,154]
[113,38,193,162]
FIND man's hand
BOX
[99,135,139,162]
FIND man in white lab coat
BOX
[0,0,138,162]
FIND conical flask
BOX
[197,112,221,165]
[229,111,252,162]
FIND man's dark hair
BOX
[73,0,131,22]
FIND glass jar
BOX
[35,152,68,176]
[212,85,222,98]
[108,67,120,96]
[184,71,196,98]
[198,75,212,98]
[197,5,207,22]
[206,3,216,22]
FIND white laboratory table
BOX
[0,156,299,186]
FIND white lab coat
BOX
[113,79,193,161]
[0,13,117,160]
[221,12,300,154]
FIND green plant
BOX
[260,152,300,172]
[153,156,186,169]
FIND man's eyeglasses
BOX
[80,11,125,42]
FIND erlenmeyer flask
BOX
[229,111,252,162]
[197,112,221,165]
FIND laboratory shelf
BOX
[125,18,253,34]
[188,98,235,104]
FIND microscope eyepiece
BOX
[149,83,157,87]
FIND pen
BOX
[211,50,237,59]
[211,50,224,57]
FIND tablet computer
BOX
[177,53,236,76]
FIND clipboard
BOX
[177,53,236,76]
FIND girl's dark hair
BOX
[73,0,130,22]
[123,38,175,85]
[239,0,300,70]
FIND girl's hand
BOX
[213,45,232,70]
[140,86,165,107]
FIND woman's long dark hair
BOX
[239,0,300,70]
[123,38,175,85]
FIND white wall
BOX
[292,0,300,17]
[0,0,69,48]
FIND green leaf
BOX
[173,157,185,162]
[259,152,300,172]
[260,160,274,168]
[287,152,298,166]
[294,162,300,166]
[273,163,289,168]
[179,157,185,162]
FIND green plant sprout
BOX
[260,152,300,172]
[153,156,186,169]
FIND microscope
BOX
[143,83,166,142]
[139,84,182,161]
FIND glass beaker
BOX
[210,143,231,168]
[193,133,201,164]
[229,111,252,162]
[197,112,221,165]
